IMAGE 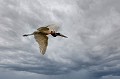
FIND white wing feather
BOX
[46,24,59,32]
[34,33,48,55]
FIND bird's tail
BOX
[23,33,33,37]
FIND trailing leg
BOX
[23,33,33,37]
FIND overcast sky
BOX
[0,0,120,79]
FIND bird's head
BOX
[56,33,60,35]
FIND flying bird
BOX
[23,24,68,55]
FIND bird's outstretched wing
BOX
[34,33,48,55]
[37,24,59,34]
[37,27,49,31]
[46,24,59,32]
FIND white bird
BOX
[23,24,68,55]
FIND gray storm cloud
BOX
[0,0,120,79]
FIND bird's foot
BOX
[23,34,28,37]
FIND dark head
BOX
[56,33,60,35]
[51,32,68,38]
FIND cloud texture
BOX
[0,0,120,79]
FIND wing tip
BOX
[40,50,46,55]
[41,53,45,55]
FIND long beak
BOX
[59,34,68,38]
